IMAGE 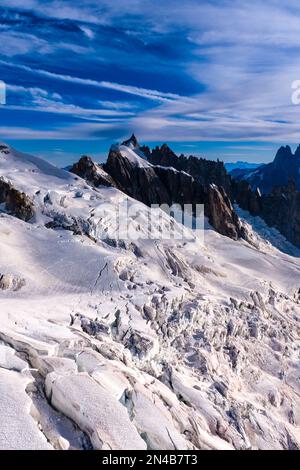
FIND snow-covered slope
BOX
[118,144,152,168]
[0,143,300,450]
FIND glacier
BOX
[0,142,299,450]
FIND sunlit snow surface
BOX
[0,144,300,450]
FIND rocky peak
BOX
[70,155,117,188]
[122,133,139,149]
[273,145,293,168]
[293,144,300,160]
[105,144,170,205]
[103,143,245,241]
[145,143,231,192]
[148,144,178,166]
[232,144,300,194]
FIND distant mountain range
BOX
[225,161,264,173]
[230,145,300,194]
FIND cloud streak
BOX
[2,1,300,162]
[0,59,182,103]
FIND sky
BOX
[1,1,300,165]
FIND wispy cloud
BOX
[98,81,181,102]
[6,83,135,121]
[2,0,300,161]
[0,59,182,102]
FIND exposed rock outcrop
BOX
[104,142,245,240]
[231,145,300,194]
[0,178,34,221]
[0,273,26,291]
[105,145,170,206]
[0,144,10,155]
[122,133,140,149]
[142,143,231,192]
[70,156,117,188]
[207,185,245,240]
[233,179,300,248]
[232,180,262,216]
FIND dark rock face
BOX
[233,179,300,248]
[207,185,245,240]
[232,180,262,216]
[45,213,92,239]
[142,143,178,167]
[154,166,202,205]
[228,144,300,248]
[231,145,300,194]
[0,144,10,155]
[142,144,231,193]
[104,147,170,205]
[0,178,34,221]
[70,156,117,188]
[122,133,139,149]
[104,145,244,240]
[52,140,300,249]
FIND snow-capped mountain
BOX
[0,140,300,450]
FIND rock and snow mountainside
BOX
[232,179,300,249]
[141,139,300,250]
[142,140,231,192]
[0,142,300,450]
[102,137,245,241]
[231,145,300,194]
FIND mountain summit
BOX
[231,144,300,193]
[122,133,140,149]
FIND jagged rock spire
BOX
[122,133,139,149]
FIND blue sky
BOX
[1,0,300,165]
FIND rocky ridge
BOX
[101,136,245,240]
[231,145,300,194]
[233,180,300,248]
